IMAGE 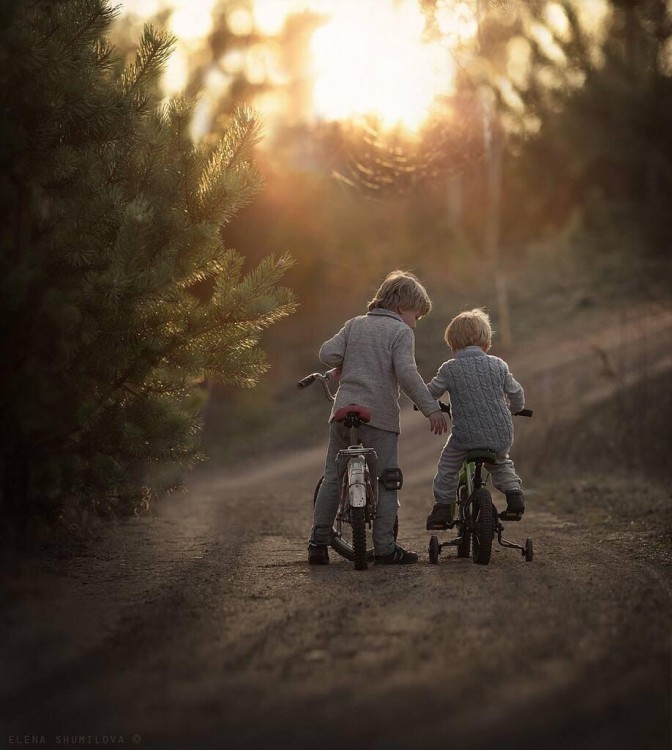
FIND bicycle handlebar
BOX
[297,369,340,401]
[299,372,534,418]
[296,373,317,389]
[414,401,533,418]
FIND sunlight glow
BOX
[435,1,479,48]
[121,0,161,17]
[495,75,524,112]
[116,0,607,138]
[163,47,188,93]
[227,7,254,36]
[529,22,567,65]
[506,36,532,90]
[660,37,672,77]
[253,0,293,36]
[169,8,215,42]
[544,3,571,42]
[571,0,610,37]
[311,1,460,131]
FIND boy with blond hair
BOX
[309,270,447,565]
[425,308,526,529]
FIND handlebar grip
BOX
[515,408,533,417]
[297,374,317,389]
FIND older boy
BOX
[309,270,447,565]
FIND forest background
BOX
[111,0,671,468]
[2,0,671,534]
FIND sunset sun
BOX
[310,1,475,131]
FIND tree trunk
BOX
[482,101,512,348]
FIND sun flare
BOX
[310,1,465,131]
[119,0,481,135]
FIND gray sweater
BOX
[319,309,440,433]
[427,346,525,451]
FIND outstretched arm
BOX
[393,328,440,416]
[505,369,525,413]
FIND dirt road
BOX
[1,303,671,750]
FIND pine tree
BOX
[0,0,296,530]
[507,0,672,250]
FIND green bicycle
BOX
[428,404,534,566]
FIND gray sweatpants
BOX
[433,434,521,504]
[310,421,399,555]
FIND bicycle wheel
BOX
[428,535,440,564]
[312,477,375,562]
[456,484,470,558]
[471,488,494,565]
[525,538,534,562]
[351,507,368,570]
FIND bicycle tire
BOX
[471,487,493,565]
[351,506,368,570]
[312,477,375,562]
[525,538,534,562]
[428,535,440,564]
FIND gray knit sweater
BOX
[427,346,525,451]
[319,309,440,433]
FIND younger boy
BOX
[425,308,526,529]
[308,270,447,565]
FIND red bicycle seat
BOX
[334,404,371,423]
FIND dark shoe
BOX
[503,489,525,519]
[426,502,454,530]
[308,543,329,565]
[374,544,418,565]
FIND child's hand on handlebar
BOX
[428,410,448,435]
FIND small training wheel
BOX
[524,538,534,562]
[429,535,440,564]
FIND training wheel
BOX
[429,535,440,565]
[524,538,534,562]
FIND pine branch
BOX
[62,1,119,58]
[121,23,175,101]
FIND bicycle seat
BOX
[465,449,497,464]
[334,404,371,423]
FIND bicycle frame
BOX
[460,458,485,498]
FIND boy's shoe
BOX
[308,543,329,565]
[374,544,418,565]
[503,490,525,519]
[426,502,454,530]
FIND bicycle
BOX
[427,403,534,566]
[297,368,402,570]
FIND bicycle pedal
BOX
[426,522,451,531]
[499,511,523,522]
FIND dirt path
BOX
[1,304,671,750]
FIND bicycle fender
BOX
[348,456,368,508]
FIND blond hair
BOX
[445,308,492,351]
[367,270,432,316]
